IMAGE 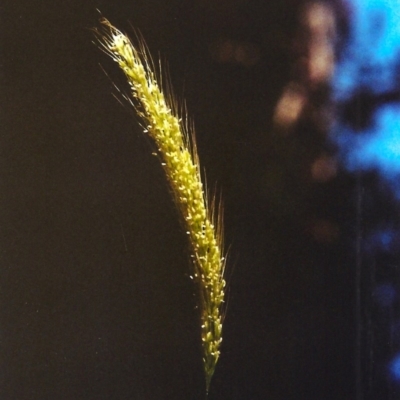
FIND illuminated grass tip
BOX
[94,18,227,392]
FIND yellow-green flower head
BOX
[95,18,227,394]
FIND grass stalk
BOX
[94,18,226,393]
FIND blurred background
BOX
[2,0,399,399]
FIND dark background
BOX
[1,1,356,399]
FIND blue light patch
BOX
[389,354,400,381]
[333,0,400,100]
[364,229,396,254]
[334,0,400,390]
[335,105,400,197]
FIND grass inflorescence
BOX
[94,18,226,393]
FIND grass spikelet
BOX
[94,18,226,393]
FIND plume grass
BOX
[94,18,226,393]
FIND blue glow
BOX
[364,229,396,254]
[389,354,400,381]
[334,0,400,100]
[334,0,400,388]
[333,0,400,197]
[375,231,393,251]
[335,105,400,197]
